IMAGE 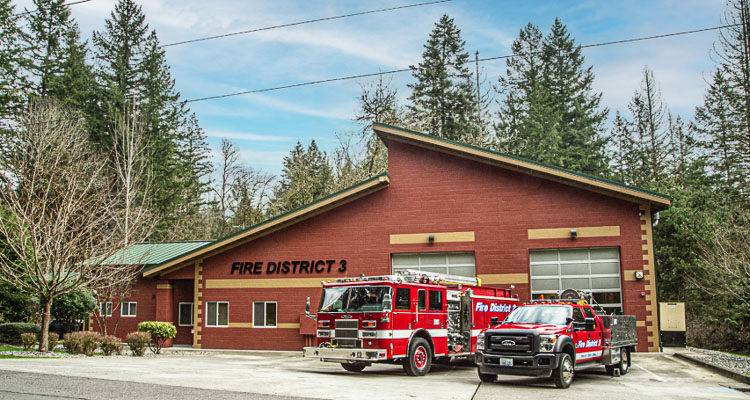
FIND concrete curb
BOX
[674,352,750,385]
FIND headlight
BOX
[476,333,485,350]
[539,334,557,352]
[317,330,331,338]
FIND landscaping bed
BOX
[688,346,750,375]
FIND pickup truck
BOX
[474,300,637,388]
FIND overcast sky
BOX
[13,0,726,176]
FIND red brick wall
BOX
[188,139,654,351]
[92,279,158,340]
[172,279,194,345]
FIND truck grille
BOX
[335,320,359,348]
[486,333,534,354]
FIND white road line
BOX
[633,362,668,382]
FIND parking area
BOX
[0,351,747,399]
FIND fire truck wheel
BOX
[618,348,630,375]
[553,353,574,388]
[478,370,496,383]
[341,362,367,372]
[403,337,432,376]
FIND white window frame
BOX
[391,252,475,277]
[206,301,229,327]
[99,302,112,317]
[529,247,623,312]
[252,301,277,328]
[178,302,193,326]
[121,302,137,317]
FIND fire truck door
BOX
[392,287,412,356]
[416,289,428,329]
[572,307,599,363]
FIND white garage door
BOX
[392,252,475,277]
[530,247,622,313]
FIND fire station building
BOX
[95,123,670,353]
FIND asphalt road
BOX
[0,369,312,400]
[0,350,747,399]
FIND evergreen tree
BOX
[271,141,332,215]
[0,0,28,126]
[407,14,480,141]
[495,23,561,164]
[23,0,75,96]
[47,26,97,121]
[541,19,609,175]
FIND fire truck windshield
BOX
[504,305,572,325]
[319,286,392,313]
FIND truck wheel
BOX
[553,353,574,388]
[478,370,496,383]
[341,362,366,372]
[618,348,630,375]
[403,337,432,376]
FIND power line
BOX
[162,0,453,48]
[13,0,93,17]
[186,22,741,103]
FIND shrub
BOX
[0,323,40,345]
[45,334,59,351]
[99,335,122,356]
[137,321,176,354]
[63,331,101,356]
[126,331,150,356]
[21,332,37,351]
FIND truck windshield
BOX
[504,305,571,325]
[319,286,392,313]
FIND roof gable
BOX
[373,123,670,209]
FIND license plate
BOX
[500,358,513,367]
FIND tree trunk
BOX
[39,297,53,352]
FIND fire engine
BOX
[475,289,638,388]
[302,270,519,376]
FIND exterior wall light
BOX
[428,234,435,243]
[570,229,577,238]
[634,270,644,280]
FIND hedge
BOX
[0,323,41,345]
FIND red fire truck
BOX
[302,270,519,376]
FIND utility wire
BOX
[162,0,453,48]
[13,0,93,17]
[186,22,742,103]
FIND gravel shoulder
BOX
[687,346,750,375]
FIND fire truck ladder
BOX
[395,270,480,286]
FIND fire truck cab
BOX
[302,270,518,376]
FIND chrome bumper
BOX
[302,346,388,362]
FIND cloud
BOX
[239,93,354,121]
[204,130,293,142]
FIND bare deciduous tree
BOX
[0,100,147,351]
[212,138,241,237]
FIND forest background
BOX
[0,0,748,353]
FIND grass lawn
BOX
[0,345,68,354]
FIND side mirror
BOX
[565,317,573,325]
[383,293,392,311]
[584,317,596,331]
[305,297,315,320]
[490,317,500,326]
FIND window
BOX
[121,302,137,317]
[395,288,411,310]
[178,303,193,326]
[206,301,229,327]
[99,302,112,317]
[530,247,623,314]
[417,290,426,311]
[392,252,475,277]
[429,290,443,311]
[253,301,277,328]
[582,307,595,319]
[572,307,585,323]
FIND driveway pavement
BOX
[0,350,747,399]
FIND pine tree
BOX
[628,67,670,187]
[0,0,28,126]
[172,113,213,238]
[47,26,97,120]
[23,0,75,96]
[271,141,332,215]
[495,23,561,163]
[407,14,480,141]
[541,19,608,175]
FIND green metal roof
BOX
[101,241,212,266]
[373,122,672,203]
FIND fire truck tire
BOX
[341,362,367,372]
[478,370,496,383]
[403,337,432,376]
[552,353,574,389]
[618,348,630,375]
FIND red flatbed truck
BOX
[475,290,637,388]
[302,270,519,376]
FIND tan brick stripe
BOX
[193,261,204,349]
[640,204,660,352]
